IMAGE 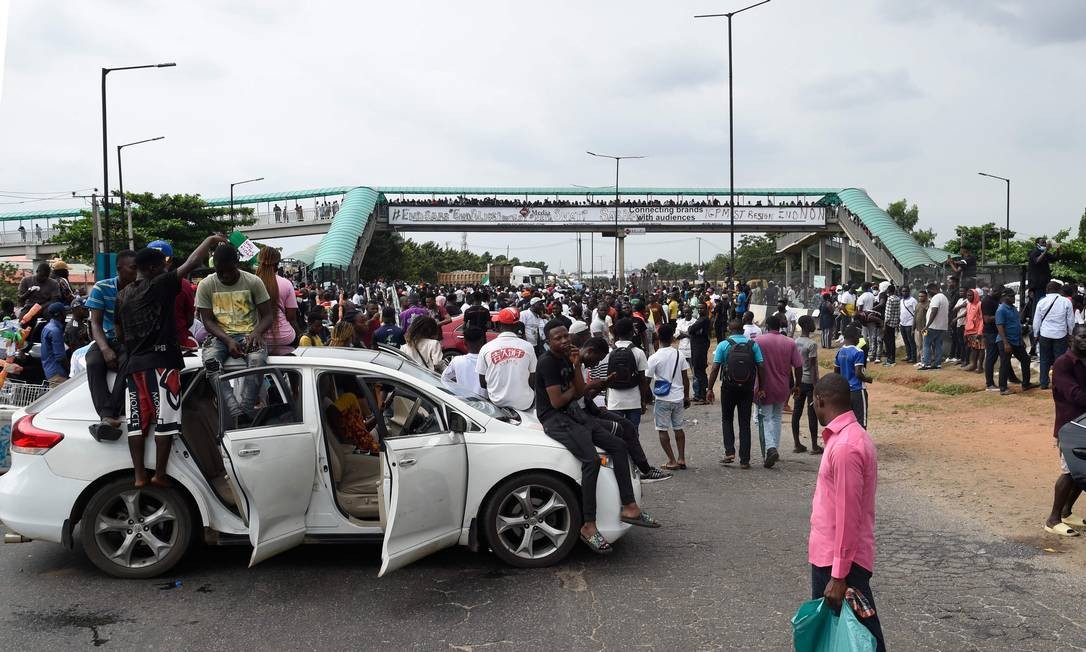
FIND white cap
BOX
[529,297,542,305]
[569,321,589,335]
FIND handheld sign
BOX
[229,231,261,262]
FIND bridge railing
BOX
[234,207,338,227]
[0,227,60,246]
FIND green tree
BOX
[913,227,937,248]
[50,193,254,263]
[0,262,21,304]
[732,234,784,278]
[943,223,1015,262]
[885,199,920,231]
[518,260,549,274]
[1077,207,1086,241]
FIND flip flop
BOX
[621,512,661,528]
[579,531,613,554]
[661,462,681,471]
[677,462,687,470]
[1062,515,1086,528]
[1044,522,1080,537]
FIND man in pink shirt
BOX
[809,373,884,651]
[754,315,803,467]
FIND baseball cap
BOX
[529,297,542,306]
[569,321,589,335]
[493,307,520,324]
[70,297,86,308]
[46,301,67,317]
[148,240,174,258]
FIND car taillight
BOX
[11,414,64,454]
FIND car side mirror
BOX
[449,411,469,433]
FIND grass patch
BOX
[917,381,976,396]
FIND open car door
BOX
[357,378,468,576]
[217,367,315,567]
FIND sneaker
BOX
[1022,383,1038,391]
[886,361,896,367]
[918,365,933,371]
[986,385,1000,392]
[872,358,882,364]
[739,463,752,470]
[640,468,673,484]
[764,447,779,469]
[933,365,942,369]
[810,445,824,455]
[915,362,925,369]
[1000,388,1011,396]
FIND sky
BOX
[1,0,1084,274]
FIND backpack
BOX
[608,343,640,389]
[723,337,757,387]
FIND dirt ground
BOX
[817,345,1086,569]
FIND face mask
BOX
[1038,246,1047,252]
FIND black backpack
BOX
[723,337,756,387]
[608,343,640,389]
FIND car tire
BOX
[80,477,194,579]
[442,350,461,367]
[482,472,581,569]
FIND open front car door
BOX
[217,367,315,567]
[358,378,468,576]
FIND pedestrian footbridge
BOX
[0,186,947,286]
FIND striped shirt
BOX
[85,276,119,340]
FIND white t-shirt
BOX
[476,332,538,410]
[952,297,968,327]
[675,318,693,358]
[899,296,918,327]
[442,352,486,398]
[926,292,950,331]
[590,314,613,339]
[856,291,875,313]
[602,340,647,411]
[646,347,689,403]
[743,324,761,339]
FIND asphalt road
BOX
[2,403,1086,651]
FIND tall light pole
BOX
[587,151,646,288]
[978,172,1011,263]
[229,177,265,226]
[696,0,771,289]
[101,62,176,257]
[118,136,165,250]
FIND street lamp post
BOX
[118,136,165,250]
[696,0,771,289]
[229,177,265,227]
[587,152,646,288]
[101,62,176,256]
[978,172,1011,263]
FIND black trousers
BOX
[720,382,754,464]
[811,564,886,652]
[850,389,868,428]
[592,407,650,474]
[690,340,709,400]
[792,382,817,445]
[541,405,636,521]
[881,325,897,363]
[85,342,127,420]
[999,341,1031,390]
[899,325,916,362]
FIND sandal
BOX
[1044,522,1080,537]
[580,531,614,554]
[677,462,687,470]
[1062,515,1086,528]
[721,454,736,464]
[621,512,661,528]
[661,461,682,471]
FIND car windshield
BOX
[391,358,520,423]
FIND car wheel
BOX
[442,350,461,367]
[482,472,581,569]
[80,477,193,579]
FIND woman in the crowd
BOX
[403,315,445,371]
[962,288,984,372]
[256,246,299,354]
[328,320,356,348]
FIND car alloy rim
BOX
[494,484,570,560]
[93,489,179,569]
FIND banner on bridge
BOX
[387,205,826,229]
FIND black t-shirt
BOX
[535,351,574,422]
[957,254,977,278]
[118,270,184,372]
[463,305,490,331]
[981,294,999,335]
[551,314,573,331]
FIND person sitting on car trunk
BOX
[117,234,226,487]
[536,318,661,555]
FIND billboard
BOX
[387,205,826,228]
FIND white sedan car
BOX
[0,348,639,578]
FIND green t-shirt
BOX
[194,270,271,335]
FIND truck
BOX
[437,270,485,286]
[509,265,545,288]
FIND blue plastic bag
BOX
[791,598,876,652]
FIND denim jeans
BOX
[759,403,784,452]
[922,328,945,367]
[900,325,916,361]
[862,323,881,358]
[1039,336,1069,389]
[202,335,268,417]
[614,408,641,429]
